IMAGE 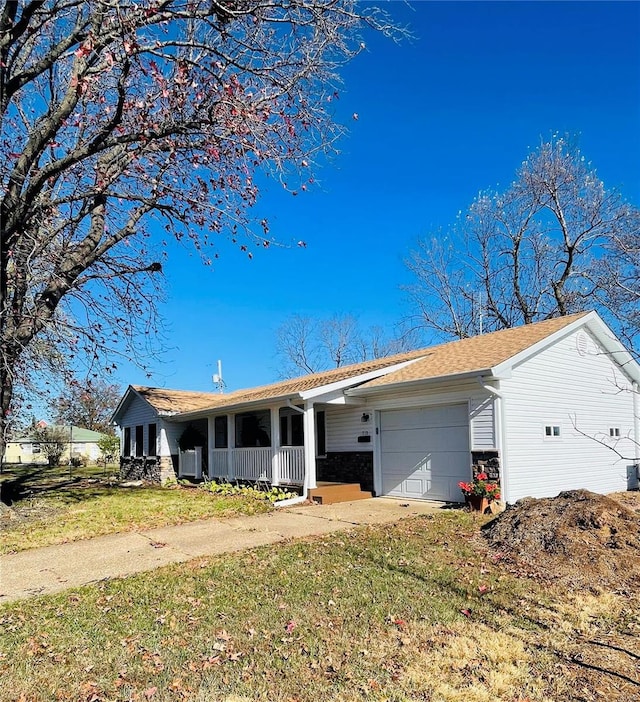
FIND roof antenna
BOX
[212,359,226,394]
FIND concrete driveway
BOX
[0,498,443,604]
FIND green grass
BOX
[0,464,272,554]
[1,512,637,701]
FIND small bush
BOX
[200,480,297,504]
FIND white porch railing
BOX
[179,447,202,479]
[206,446,305,486]
[233,447,272,482]
[210,449,229,479]
[278,447,305,484]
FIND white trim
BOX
[492,312,640,384]
[476,376,510,505]
[303,402,317,492]
[348,369,496,398]
[299,358,426,401]
[373,410,382,496]
[270,405,280,486]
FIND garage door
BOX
[380,404,470,502]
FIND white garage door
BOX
[380,404,470,502]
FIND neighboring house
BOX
[4,425,109,465]
[112,312,640,504]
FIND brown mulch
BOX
[482,489,640,593]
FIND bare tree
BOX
[50,378,121,434]
[275,313,415,377]
[0,1,400,452]
[405,136,640,342]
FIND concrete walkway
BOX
[0,498,442,604]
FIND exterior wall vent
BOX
[576,332,589,357]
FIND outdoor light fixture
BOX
[361,413,370,423]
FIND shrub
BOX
[199,480,298,504]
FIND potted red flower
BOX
[458,473,501,512]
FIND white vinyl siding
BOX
[117,393,177,457]
[502,329,636,502]
[352,380,494,451]
[325,406,373,452]
[162,420,184,457]
[470,396,496,449]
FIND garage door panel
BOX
[381,426,469,452]
[381,405,468,431]
[380,404,470,502]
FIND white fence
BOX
[179,447,202,479]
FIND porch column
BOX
[303,401,317,492]
[270,405,280,486]
[207,416,215,480]
[227,414,235,480]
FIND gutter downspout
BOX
[477,376,510,506]
[274,494,307,508]
[287,399,311,500]
[633,383,640,484]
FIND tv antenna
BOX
[212,359,226,393]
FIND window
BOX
[235,410,271,447]
[316,410,326,457]
[280,415,288,445]
[148,423,157,456]
[609,427,621,438]
[135,425,144,456]
[280,411,304,446]
[544,425,561,438]
[214,416,228,448]
[124,427,131,456]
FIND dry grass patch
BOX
[0,464,271,553]
[1,511,638,701]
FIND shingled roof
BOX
[354,312,591,391]
[129,312,593,417]
[132,347,429,416]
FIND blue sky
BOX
[120,0,640,394]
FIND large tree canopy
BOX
[405,137,640,344]
[0,0,397,437]
[50,378,121,433]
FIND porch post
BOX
[303,401,317,492]
[207,416,215,480]
[270,405,280,486]
[227,414,235,480]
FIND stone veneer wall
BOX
[471,450,500,485]
[316,452,374,493]
[120,455,178,483]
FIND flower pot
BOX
[466,495,490,513]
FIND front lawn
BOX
[0,464,273,554]
[1,512,637,701]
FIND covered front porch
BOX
[175,403,323,492]
[174,397,377,502]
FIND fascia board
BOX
[584,315,640,384]
[491,312,597,378]
[298,357,426,401]
[492,311,640,384]
[169,393,300,421]
[110,385,159,425]
[347,368,496,397]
